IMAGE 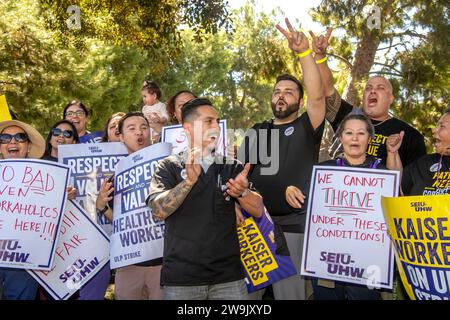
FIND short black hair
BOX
[63,100,89,118]
[445,107,450,115]
[117,112,149,134]
[142,80,162,100]
[275,74,304,99]
[181,98,214,124]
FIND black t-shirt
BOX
[331,99,426,167]
[41,154,58,162]
[148,154,245,286]
[240,113,324,233]
[402,154,450,196]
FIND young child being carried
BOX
[141,81,168,144]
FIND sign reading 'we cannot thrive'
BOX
[302,166,400,289]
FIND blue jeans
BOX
[0,268,38,300]
[164,279,248,300]
[312,277,381,300]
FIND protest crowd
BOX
[0,18,449,301]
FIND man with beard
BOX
[309,29,426,166]
[147,98,264,300]
[239,19,326,300]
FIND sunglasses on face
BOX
[65,110,85,117]
[0,133,29,144]
[51,128,74,138]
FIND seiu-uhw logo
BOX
[410,201,432,212]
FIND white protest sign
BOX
[28,200,110,300]
[110,143,171,269]
[301,166,400,289]
[162,119,227,155]
[0,159,69,270]
[59,142,128,235]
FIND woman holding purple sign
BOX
[0,119,45,300]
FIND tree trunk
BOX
[342,32,381,106]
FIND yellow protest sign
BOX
[237,216,278,286]
[0,95,12,121]
[381,194,450,300]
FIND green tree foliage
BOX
[38,0,231,57]
[0,0,232,135]
[150,4,297,131]
[2,0,447,148]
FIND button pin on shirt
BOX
[218,174,231,201]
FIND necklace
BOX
[372,117,392,127]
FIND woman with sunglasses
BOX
[41,120,79,202]
[0,119,45,300]
[42,120,79,162]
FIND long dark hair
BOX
[166,90,197,123]
[44,120,79,157]
[101,112,126,142]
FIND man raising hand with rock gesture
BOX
[239,18,326,300]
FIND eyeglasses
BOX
[51,128,74,138]
[0,133,29,144]
[65,110,85,117]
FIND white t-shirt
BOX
[142,101,168,122]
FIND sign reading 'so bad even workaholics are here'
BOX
[301,166,400,289]
[0,159,69,270]
[110,143,171,269]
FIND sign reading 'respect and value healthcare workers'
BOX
[161,120,227,155]
[0,159,69,270]
[59,142,128,235]
[301,166,400,289]
[238,209,297,293]
[110,143,171,269]
[381,194,450,300]
[28,200,110,300]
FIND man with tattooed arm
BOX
[147,98,264,300]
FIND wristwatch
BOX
[97,205,109,216]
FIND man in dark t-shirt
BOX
[238,19,326,300]
[328,96,426,167]
[310,30,426,167]
[147,98,264,300]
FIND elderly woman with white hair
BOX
[0,119,45,300]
